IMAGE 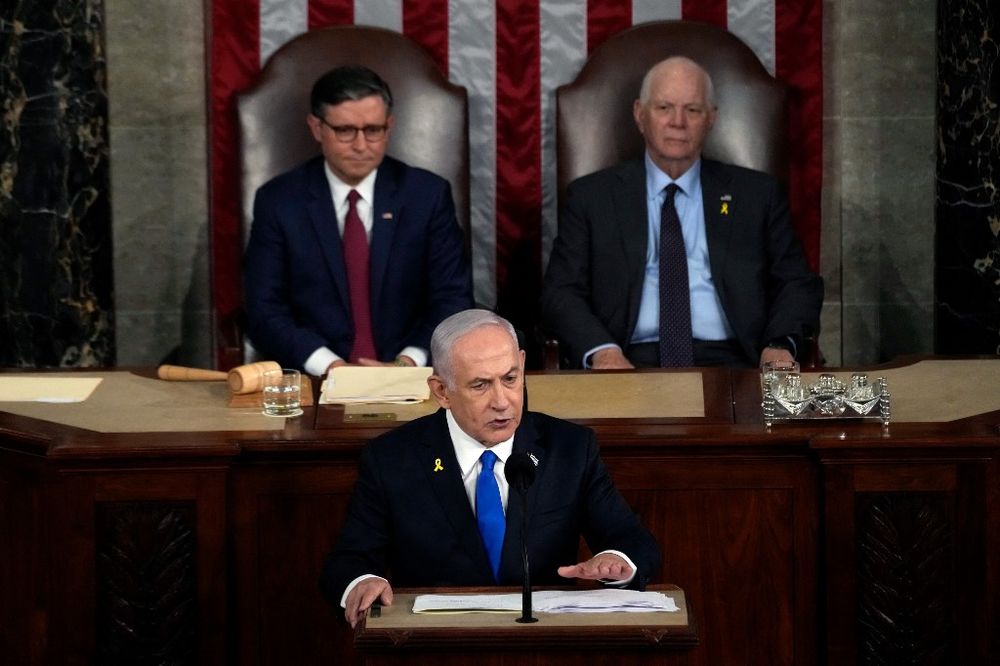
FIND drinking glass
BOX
[261,368,302,417]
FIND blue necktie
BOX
[658,183,694,367]
[476,450,505,580]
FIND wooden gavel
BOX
[157,361,282,394]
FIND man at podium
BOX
[321,309,661,627]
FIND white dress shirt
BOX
[303,164,428,375]
[339,410,636,607]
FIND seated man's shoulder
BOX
[567,160,640,193]
[524,410,594,444]
[257,155,323,198]
[380,155,449,190]
[704,158,779,188]
[366,409,444,452]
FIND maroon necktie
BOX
[343,190,377,361]
[658,183,694,367]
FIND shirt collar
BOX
[445,409,514,476]
[644,152,702,200]
[323,163,378,207]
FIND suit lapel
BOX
[700,160,735,292]
[613,161,650,341]
[369,158,400,314]
[414,410,493,573]
[306,160,350,308]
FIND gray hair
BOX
[638,56,716,108]
[431,309,519,388]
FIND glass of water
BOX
[261,368,303,417]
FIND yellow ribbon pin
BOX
[433,458,444,472]
[720,202,729,215]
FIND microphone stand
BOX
[515,484,537,624]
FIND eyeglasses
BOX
[315,115,389,143]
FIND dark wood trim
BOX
[1,361,997,664]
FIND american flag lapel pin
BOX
[382,212,393,220]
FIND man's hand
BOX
[590,348,635,370]
[344,578,394,628]
[557,552,633,582]
[326,359,348,374]
[356,355,416,367]
[759,346,795,367]
[326,355,416,373]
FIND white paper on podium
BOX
[412,589,679,614]
[0,376,103,403]
[320,366,432,404]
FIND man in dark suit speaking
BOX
[542,56,822,369]
[244,66,474,375]
[320,309,661,627]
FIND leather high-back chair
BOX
[557,20,788,202]
[230,25,469,364]
[545,21,807,369]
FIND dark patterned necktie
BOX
[343,190,377,361]
[476,450,505,580]
[658,183,694,367]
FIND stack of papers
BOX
[320,366,432,404]
[0,377,103,403]
[412,589,679,614]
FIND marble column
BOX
[0,0,115,366]
[936,0,1000,355]
[823,0,938,366]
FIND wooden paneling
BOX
[1,364,998,664]
[819,454,997,666]
[231,462,360,665]
[96,501,198,663]
[611,457,817,666]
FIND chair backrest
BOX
[237,25,469,248]
[556,20,788,200]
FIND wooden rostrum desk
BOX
[1,359,998,665]
[353,584,696,665]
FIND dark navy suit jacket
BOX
[320,409,661,607]
[244,155,474,370]
[541,158,823,367]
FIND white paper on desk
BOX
[412,593,521,614]
[0,377,103,403]
[320,366,432,404]
[413,589,679,614]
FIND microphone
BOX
[504,451,538,624]
[505,450,536,493]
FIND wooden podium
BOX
[354,585,697,665]
[4,361,999,663]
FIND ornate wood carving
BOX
[855,493,955,665]
[96,501,197,664]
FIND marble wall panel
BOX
[820,0,844,365]
[935,0,1000,355]
[106,0,210,367]
[838,0,938,119]
[825,0,937,365]
[819,119,843,365]
[1,0,115,366]
[838,117,936,364]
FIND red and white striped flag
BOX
[210,0,822,361]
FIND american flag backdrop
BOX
[209,0,822,363]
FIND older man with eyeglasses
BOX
[245,65,474,375]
